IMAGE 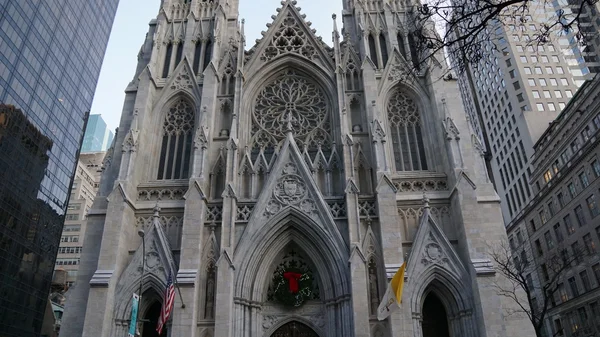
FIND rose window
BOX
[252,70,330,149]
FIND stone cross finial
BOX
[153,202,161,218]
[422,192,430,209]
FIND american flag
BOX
[156,273,175,335]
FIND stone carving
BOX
[251,71,330,150]
[136,216,183,250]
[358,200,377,217]
[122,128,139,153]
[194,126,209,149]
[388,90,420,127]
[163,99,195,136]
[237,204,254,222]
[262,12,316,61]
[393,177,449,193]
[443,116,460,140]
[264,163,316,219]
[137,188,187,201]
[205,205,223,222]
[421,233,449,266]
[170,70,195,92]
[262,315,279,330]
[327,200,347,218]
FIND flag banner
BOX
[128,293,140,337]
[157,273,176,335]
[377,261,406,321]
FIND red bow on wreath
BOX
[283,272,303,293]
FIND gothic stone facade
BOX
[61,0,536,336]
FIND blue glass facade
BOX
[81,114,114,152]
[0,1,119,335]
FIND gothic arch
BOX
[233,208,351,337]
[155,95,197,180]
[235,209,349,302]
[114,273,167,322]
[409,268,477,337]
[384,85,430,171]
[264,317,324,337]
[241,56,339,146]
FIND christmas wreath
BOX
[267,252,319,307]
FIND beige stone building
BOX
[507,76,600,336]
[55,152,105,287]
[61,0,536,336]
[454,0,597,224]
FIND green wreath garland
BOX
[268,265,317,307]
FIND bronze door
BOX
[271,321,319,337]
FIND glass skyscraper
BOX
[81,114,114,152]
[0,1,119,336]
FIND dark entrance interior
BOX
[422,293,451,337]
[141,301,166,337]
[271,321,319,337]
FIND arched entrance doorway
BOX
[422,293,450,337]
[271,321,319,337]
[141,301,166,337]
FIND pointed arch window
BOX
[368,34,379,68]
[397,32,407,59]
[388,89,427,171]
[174,42,184,67]
[407,33,421,70]
[193,41,202,74]
[162,43,174,78]
[379,33,389,66]
[203,39,213,71]
[157,98,195,180]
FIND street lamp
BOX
[136,229,146,336]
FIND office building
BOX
[54,152,105,288]
[454,0,596,223]
[62,0,535,336]
[507,77,600,337]
[81,114,114,152]
[0,1,119,336]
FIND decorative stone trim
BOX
[137,187,187,201]
[358,200,377,218]
[206,205,223,222]
[90,270,113,286]
[327,200,347,219]
[177,269,197,285]
[472,259,495,276]
[391,172,449,193]
[236,204,255,222]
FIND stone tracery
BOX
[387,88,428,171]
[252,70,330,150]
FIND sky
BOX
[90,0,344,132]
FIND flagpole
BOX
[137,229,146,335]
[173,275,186,308]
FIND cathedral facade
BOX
[61,0,536,336]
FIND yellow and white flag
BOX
[377,261,406,321]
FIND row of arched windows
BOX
[161,38,213,78]
[154,88,427,182]
[367,31,422,71]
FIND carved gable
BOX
[245,0,334,72]
[240,132,345,244]
[405,202,467,283]
[114,210,178,301]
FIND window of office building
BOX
[537,103,545,111]
[532,90,540,98]
[580,171,590,188]
[554,223,564,242]
[575,206,586,226]
[568,277,580,297]
[565,214,576,235]
[545,231,554,249]
[539,78,547,86]
[587,195,599,218]
[584,234,596,254]
[549,103,556,111]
